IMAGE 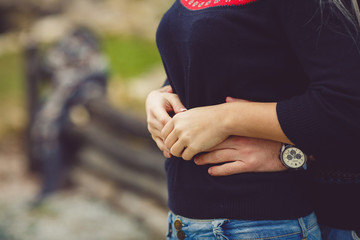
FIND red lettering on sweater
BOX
[181,0,257,10]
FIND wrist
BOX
[222,102,245,136]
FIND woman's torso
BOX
[156,0,314,220]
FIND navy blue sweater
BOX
[156,0,360,228]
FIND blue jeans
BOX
[167,211,321,240]
[320,225,360,240]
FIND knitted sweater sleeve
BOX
[162,78,170,87]
[276,0,360,164]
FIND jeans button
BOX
[177,230,185,240]
[174,219,182,231]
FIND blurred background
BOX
[0,0,172,239]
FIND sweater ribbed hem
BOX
[168,186,313,220]
[311,174,360,230]
[166,159,313,220]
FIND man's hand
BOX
[145,85,186,158]
[192,97,285,176]
[194,136,286,176]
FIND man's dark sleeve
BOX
[276,0,360,165]
[162,79,170,87]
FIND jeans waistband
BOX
[167,211,320,240]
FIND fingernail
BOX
[208,168,213,175]
[194,158,199,164]
[165,152,171,158]
[179,108,187,112]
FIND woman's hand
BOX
[145,85,187,158]
[194,136,286,176]
[161,104,231,160]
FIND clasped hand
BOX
[146,85,285,176]
[161,104,231,160]
[145,85,187,158]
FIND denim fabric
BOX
[167,211,321,240]
[320,225,360,240]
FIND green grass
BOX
[0,51,25,139]
[101,35,162,80]
[0,52,23,101]
[0,35,161,100]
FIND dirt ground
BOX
[0,136,166,240]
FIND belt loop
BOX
[297,217,307,240]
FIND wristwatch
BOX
[279,144,307,170]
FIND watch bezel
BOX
[280,144,307,170]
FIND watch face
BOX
[281,146,306,169]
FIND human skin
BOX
[146,86,286,176]
[193,96,286,176]
[194,136,286,176]
[145,85,187,158]
[161,96,293,160]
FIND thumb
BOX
[168,95,187,114]
[226,96,250,103]
[166,86,173,93]
[160,85,173,93]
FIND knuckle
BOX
[151,134,157,140]
[232,136,245,146]
[155,137,163,144]
[246,158,258,168]
[146,118,153,126]
[157,143,165,151]
[160,128,166,137]
[169,148,176,156]
[172,114,181,121]
[192,144,201,153]
[182,151,193,161]
[219,167,230,176]
[187,145,200,157]
[154,137,164,146]
[222,167,232,175]
[186,145,195,153]
[163,151,172,158]
[213,151,223,162]
[173,126,181,135]
[164,140,171,149]
[159,118,167,126]
[181,153,188,160]
[181,134,190,144]
[241,147,252,155]
[171,149,180,157]
[148,108,156,116]
[147,118,158,128]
